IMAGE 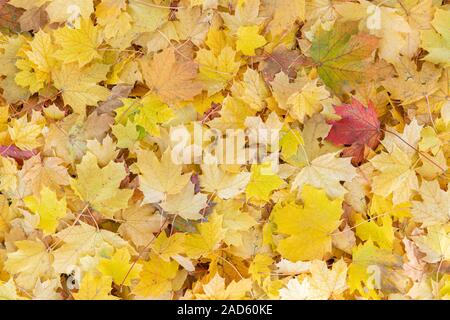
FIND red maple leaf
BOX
[326,98,381,164]
[0,145,36,163]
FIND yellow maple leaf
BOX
[70,152,133,217]
[53,18,102,67]
[272,185,342,261]
[132,95,174,137]
[200,164,250,199]
[370,145,419,205]
[220,0,265,33]
[268,0,305,37]
[150,232,186,262]
[216,199,257,247]
[97,247,141,286]
[161,183,208,220]
[0,158,18,196]
[236,25,267,56]
[53,222,129,274]
[249,254,273,285]
[246,163,284,201]
[412,180,450,227]
[286,79,331,122]
[421,9,450,67]
[0,279,20,300]
[185,212,226,258]
[111,120,139,149]
[5,240,52,290]
[8,115,43,150]
[196,46,240,95]
[193,273,252,299]
[140,48,203,103]
[116,202,163,248]
[73,271,118,300]
[231,67,269,111]
[133,254,179,298]
[348,240,403,299]
[208,96,256,130]
[24,187,67,235]
[20,155,71,197]
[52,63,110,115]
[413,225,450,263]
[134,148,191,204]
[292,152,356,199]
[15,30,56,93]
[355,214,394,250]
[279,259,347,300]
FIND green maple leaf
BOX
[310,23,379,94]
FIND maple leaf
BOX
[279,259,347,300]
[348,241,402,298]
[53,18,102,67]
[52,222,129,274]
[381,57,440,105]
[292,152,356,199]
[86,135,119,167]
[150,232,186,262]
[310,22,379,94]
[116,95,174,137]
[52,63,110,115]
[20,155,70,196]
[111,121,139,149]
[97,247,141,286]
[184,212,226,258]
[272,185,342,261]
[116,202,163,248]
[412,180,450,227]
[279,277,314,300]
[266,0,305,37]
[246,163,284,201]
[231,67,269,111]
[160,183,208,220]
[280,128,303,159]
[287,79,332,122]
[134,148,191,204]
[196,46,240,96]
[193,273,252,299]
[326,98,381,164]
[260,45,304,82]
[141,48,203,103]
[18,5,48,32]
[200,164,250,200]
[5,240,52,290]
[354,214,394,250]
[249,254,273,285]
[413,225,450,263]
[73,272,118,300]
[0,2,23,33]
[70,152,133,217]
[220,0,265,32]
[236,25,267,56]
[208,96,256,130]
[8,115,43,150]
[133,254,179,298]
[370,145,419,205]
[15,30,55,93]
[217,200,257,247]
[0,279,19,300]
[421,9,450,67]
[23,186,67,235]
